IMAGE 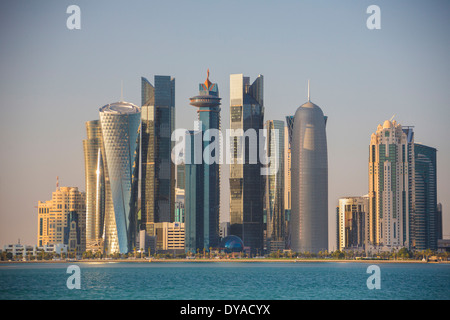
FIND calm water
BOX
[0,262,449,300]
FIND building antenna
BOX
[56,176,59,188]
[120,80,124,102]
[308,79,310,102]
[390,114,396,122]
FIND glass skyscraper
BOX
[229,74,265,255]
[291,87,328,254]
[284,115,294,248]
[185,70,221,253]
[413,143,438,250]
[99,101,140,254]
[83,120,105,252]
[264,120,285,253]
[140,76,176,232]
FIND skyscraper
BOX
[413,143,438,250]
[141,76,176,231]
[99,101,140,254]
[284,115,294,248]
[368,119,411,251]
[337,196,369,251]
[291,83,328,254]
[264,120,285,253]
[83,120,105,252]
[185,70,221,253]
[436,203,443,241]
[37,185,86,251]
[229,74,265,255]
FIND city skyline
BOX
[1,1,450,250]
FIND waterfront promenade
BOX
[1,258,448,264]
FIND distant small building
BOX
[337,196,369,251]
[2,243,68,259]
[37,185,86,252]
[139,222,185,255]
[437,239,450,253]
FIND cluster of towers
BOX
[80,71,330,256]
[337,120,441,252]
[39,70,439,257]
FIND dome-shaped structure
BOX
[383,120,392,129]
[219,235,244,253]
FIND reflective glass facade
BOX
[83,120,105,251]
[141,76,176,232]
[99,101,140,254]
[413,143,437,250]
[264,120,285,252]
[291,100,328,253]
[229,74,265,255]
[284,115,294,248]
[185,72,221,253]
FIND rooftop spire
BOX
[204,68,212,89]
[120,80,124,102]
[308,79,310,102]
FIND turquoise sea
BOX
[0,262,449,300]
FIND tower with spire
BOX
[290,80,328,254]
[185,69,221,254]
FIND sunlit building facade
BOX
[37,186,86,252]
[140,76,176,232]
[99,101,140,254]
[291,87,328,254]
[284,115,294,248]
[368,119,411,251]
[83,120,105,252]
[229,74,265,255]
[264,120,285,253]
[337,196,369,251]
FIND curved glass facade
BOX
[291,101,328,253]
[99,101,140,254]
[83,120,105,252]
[219,235,244,253]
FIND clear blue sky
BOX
[1,0,449,250]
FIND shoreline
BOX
[1,258,448,264]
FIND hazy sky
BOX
[1,0,449,250]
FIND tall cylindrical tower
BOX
[291,87,328,253]
[99,101,140,254]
